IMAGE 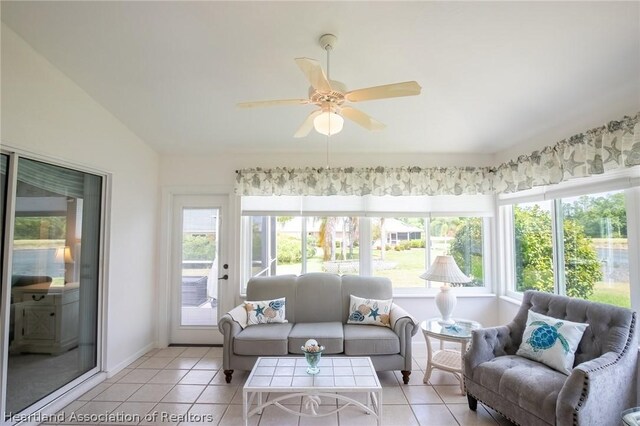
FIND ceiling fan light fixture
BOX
[313,110,344,136]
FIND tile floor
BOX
[44,346,514,425]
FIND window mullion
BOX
[301,218,307,274]
[552,199,566,296]
[359,217,371,276]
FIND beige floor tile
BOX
[257,404,301,426]
[383,386,409,405]
[139,402,191,425]
[104,368,132,383]
[145,349,161,357]
[377,370,400,386]
[180,347,209,358]
[128,384,175,402]
[483,405,517,425]
[218,404,259,426]
[161,384,206,403]
[165,357,201,370]
[139,357,173,369]
[338,405,378,426]
[148,370,189,384]
[127,356,150,369]
[192,358,223,370]
[402,385,444,404]
[55,400,87,423]
[93,383,143,402]
[153,347,187,358]
[119,369,160,384]
[412,404,458,426]
[210,369,247,385]
[434,385,467,403]
[77,383,112,401]
[427,369,462,385]
[204,347,224,358]
[299,405,338,425]
[196,385,239,404]
[105,401,156,424]
[179,369,216,385]
[178,403,227,425]
[68,401,121,424]
[381,404,420,426]
[448,404,499,425]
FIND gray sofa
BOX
[463,290,638,426]
[218,273,419,383]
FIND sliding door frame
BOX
[0,148,110,425]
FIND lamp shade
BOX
[313,111,344,136]
[55,246,73,263]
[419,255,471,284]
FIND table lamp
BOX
[419,255,471,324]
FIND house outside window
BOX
[240,194,494,294]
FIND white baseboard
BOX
[106,341,156,378]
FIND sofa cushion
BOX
[234,323,293,356]
[343,324,400,355]
[287,322,344,354]
[472,355,566,425]
[294,273,343,323]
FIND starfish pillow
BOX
[347,295,392,328]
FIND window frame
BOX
[499,173,639,310]
[240,210,494,296]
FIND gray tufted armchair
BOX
[463,290,637,426]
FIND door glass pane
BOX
[561,191,630,307]
[372,217,426,288]
[513,201,554,293]
[7,158,101,416]
[181,208,218,326]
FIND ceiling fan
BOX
[238,34,421,138]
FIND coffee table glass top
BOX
[245,357,381,390]
[422,318,481,339]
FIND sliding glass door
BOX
[1,155,103,420]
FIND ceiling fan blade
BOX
[345,81,421,102]
[237,99,309,108]
[341,106,385,131]
[295,58,332,93]
[294,110,323,138]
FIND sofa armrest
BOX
[556,350,638,426]
[218,304,247,370]
[463,325,511,376]
[390,303,419,336]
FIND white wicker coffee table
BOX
[243,356,382,425]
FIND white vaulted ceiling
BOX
[1,1,639,155]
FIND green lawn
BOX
[589,281,630,307]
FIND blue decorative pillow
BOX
[244,297,287,325]
[516,310,588,375]
[347,295,392,328]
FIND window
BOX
[243,212,489,293]
[507,190,631,308]
[245,216,360,279]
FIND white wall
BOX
[1,24,160,372]
[159,152,500,328]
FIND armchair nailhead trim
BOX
[572,312,636,426]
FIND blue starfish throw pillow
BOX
[244,297,287,325]
[347,295,392,328]
[516,310,588,375]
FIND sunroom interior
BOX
[0,1,639,425]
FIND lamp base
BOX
[435,285,457,325]
[438,318,456,325]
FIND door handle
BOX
[218,274,229,280]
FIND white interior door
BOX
[170,195,228,344]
